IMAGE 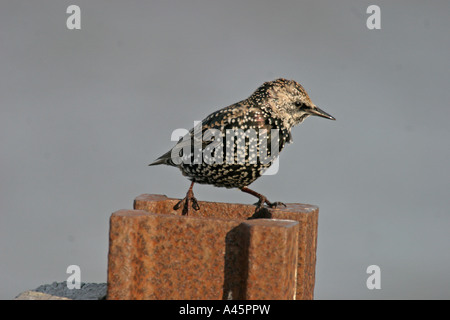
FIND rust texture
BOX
[107,194,319,300]
[242,219,299,300]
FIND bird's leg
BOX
[174,181,200,215]
[240,186,286,209]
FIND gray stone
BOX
[15,282,107,300]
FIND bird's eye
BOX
[295,101,303,108]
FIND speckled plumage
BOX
[150,78,335,214]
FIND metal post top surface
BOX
[132,193,318,221]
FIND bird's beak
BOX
[308,105,336,120]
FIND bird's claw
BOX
[173,195,200,215]
[268,201,286,208]
[173,199,183,211]
[191,197,200,211]
[253,198,286,209]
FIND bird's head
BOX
[251,78,335,128]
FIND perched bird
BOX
[150,78,335,215]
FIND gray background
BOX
[1,0,449,299]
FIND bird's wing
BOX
[149,103,280,166]
[199,103,274,147]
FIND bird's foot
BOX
[173,185,200,215]
[240,186,286,211]
[268,201,287,208]
[253,197,286,209]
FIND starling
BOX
[149,78,335,215]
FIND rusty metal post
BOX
[107,194,319,300]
